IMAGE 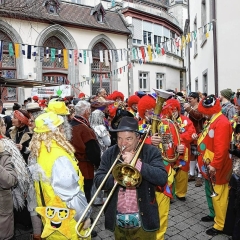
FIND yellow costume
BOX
[31,112,90,240]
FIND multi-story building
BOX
[0,0,130,104]
[0,0,187,105]
[188,0,240,95]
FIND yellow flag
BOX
[181,36,186,49]
[14,43,20,58]
[63,49,68,69]
[147,45,152,61]
[206,32,209,38]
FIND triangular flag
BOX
[46,47,49,59]
[9,43,14,57]
[89,50,93,64]
[58,49,62,62]
[79,50,83,63]
[51,48,56,62]
[74,49,78,66]
[99,50,103,62]
[21,44,26,56]
[69,50,72,63]
[27,45,32,59]
[63,49,68,69]
[147,45,152,61]
[83,50,87,64]
[33,46,37,57]
[14,43,20,58]
[104,50,109,66]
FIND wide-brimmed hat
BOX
[34,112,64,133]
[26,102,41,112]
[45,101,70,115]
[110,116,141,133]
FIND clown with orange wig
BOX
[126,94,140,118]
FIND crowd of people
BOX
[0,87,239,240]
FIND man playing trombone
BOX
[197,94,233,236]
[94,116,168,240]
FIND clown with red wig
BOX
[126,94,140,118]
[197,95,232,236]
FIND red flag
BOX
[140,46,146,63]
[161,48,165,55]
[128,63,132,69]
[74,50,78,66]
[120,67,122,74]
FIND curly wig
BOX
[29,128,75,159]
[161,99,181,117]
[138,95,156,119]
[128,95,140,108]
[112,91,124,101]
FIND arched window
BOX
[42,36,67,84]
[0,30,17,102]
[0,30,16,79]
[91,42,111,95]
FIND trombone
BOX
[75,126,151,238]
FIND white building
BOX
[0,0,188,105]
[188,0,240,95]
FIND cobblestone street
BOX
[15,181,232,240]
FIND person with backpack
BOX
[220,88,237,120]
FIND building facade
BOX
[188,0,240,95]
[0,0,188,104]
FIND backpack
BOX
[1,138,30,210]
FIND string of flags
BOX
[0,21,214,69]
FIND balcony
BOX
[122,2,180,28]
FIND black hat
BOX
[188,92,199,99]
[110,116,140,133]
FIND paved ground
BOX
[15,181,232,240]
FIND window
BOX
[143,31,152,45]
[194,16,198,56]
[133,39,142,45]
[154,35,161,45]
[203,70,208,93]
[139,72,148,90]
[201,0,207,43]
[195,78,198,91]
[156,73,164,89]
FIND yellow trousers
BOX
[155,191,170,240]
[212,183,229,231]
[175,170,188,198]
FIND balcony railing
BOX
[123,2,180,28]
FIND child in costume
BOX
[29,112,91,240]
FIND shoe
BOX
[188,175,195,182]
[195,177,203,187]
[91,230,97,238]
[176,196,186,201]
[201,215,214,222]
[206,227,223,236]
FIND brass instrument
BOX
[203,158,218,198]
[112,125,151,187]
[159,118,181,163]
[75,127,150,238]
[152,89,180,163]
[151,88,174,135]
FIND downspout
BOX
[212,0,218,95]
[187,0,191,91]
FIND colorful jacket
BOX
[197,113,232,184]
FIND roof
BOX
[0,1,130,35]
[0,77,61,88]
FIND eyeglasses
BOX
[45,207,69,220]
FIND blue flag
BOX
[112,0,115,7]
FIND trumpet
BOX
[75,127,150,238]
[203,158,218,198]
